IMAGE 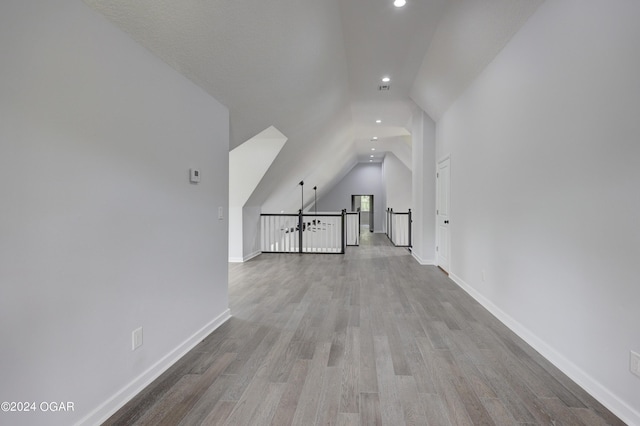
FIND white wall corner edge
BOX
[448,273,640,426]
[411,251,435,266]
[76,308,232,426]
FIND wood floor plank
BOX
[134,375,200,426]
[419,393,453,426]
[222,377,270,425]
[430,350,474,426]
[358,306,379,394]
[397,375,429,426]
[103,234,624,426]
[268,334,306,383]
[199,400,236,425]
[437,349,495,425]
[314,366,342,425]
[244,382,286,426]
[481,397,518,425]
[359,393,382,426]
[572,406,613,426]
[339,326,360,413]
[396,316,438,394]
[538,396,587,426]
[383,314,411,376]
[221,328,280,401]
[223,324,271,374]
[472,358,539,424]
[291,341,332,425]
[270,359,310,426]
[336,412,360,426]
[373,335,406,426]
[328,330,347,367]
[154,351,236,425]
[177,374,236,425]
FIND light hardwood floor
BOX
[105,233,625,425]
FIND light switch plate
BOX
[190,168,200,183]
[631,350,640,378]
[132,327,143,351]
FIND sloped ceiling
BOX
[83,0,543,212]
[410,0,544,121]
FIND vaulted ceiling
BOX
[83,0,543,212]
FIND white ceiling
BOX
[83,0,543,212]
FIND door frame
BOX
[436,155,451,273]
[351,194,374,233]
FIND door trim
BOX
[436,154,451,273]
[351,194,374,233]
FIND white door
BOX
[436,157,451,273]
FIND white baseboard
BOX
[229,251,261,263]
[448,273,640,426]
[411,251,435,265]
[243,250,261,262]
[77,309,231,426]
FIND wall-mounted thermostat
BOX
[190,168,201,183]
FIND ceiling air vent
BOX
[378,84,391,91]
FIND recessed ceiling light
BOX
[375,119,382,124]
[394,0,406,7]
[371,148,376,151]
[369,160,373,162]
[370,155,374,158]
[382,76,391,83]
[372,136,378,141]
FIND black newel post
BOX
[299,181,304,212]
[408,208,412,248]
[298,209,303,253]
[313,186,317,215]
[299,181,304,253]
[341,209,346,254]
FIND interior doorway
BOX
[436,156,451,273]
[351,195,374,233]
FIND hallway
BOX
[106,234,623,425]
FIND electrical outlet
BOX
[132,327,143,351]
[631,351,640,378]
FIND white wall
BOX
[315,163,384,232]
[0,1,230,425]
[229,204,264,263]
[411,108,437,264]
[228,206,244,262]
[382,153,412,212]
[436,0,640,422]
[242,204,263,261]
